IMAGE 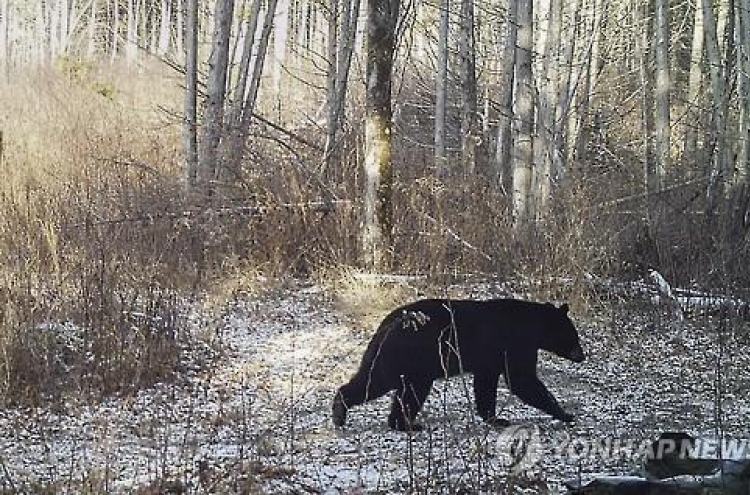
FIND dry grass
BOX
[0,63,190,404]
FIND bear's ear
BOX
[560,303,570,314]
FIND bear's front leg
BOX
[388,376,432,431]
[505,373,574,422]
[504,349,575,422]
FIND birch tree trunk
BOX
[184,0,199,188]
[683,1,704,169]
[197,0,235,192]
[653,0,671,189]
[324,0,360,171]
[363,0,399,270]
[533,0,562,217]
[157,0,171,55]
[0,0,8,79]
[736,0,750,192]
[494,0,518,186]
[703,0,729,213]
[125,0,138,63]
[459,0,479,175]
[512,0,534,229]
[240,0,279,126]
[228,0,262,126]
[434,0,449,175]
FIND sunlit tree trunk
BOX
[683,0,704,169]
[512,0,534,228]
[533,0,563,217]
[184,0,199,188]
[558,0,578,170]
[125,0,138,63]
[197,0,235,191]
[737,0,750,191]
[229,0,262,126]
[273,0,290,100]
[494,0,517,186]
[434,0,449,175]
[363,0,399,270]
[156,0,171,55]
[653,0,671,189]
[459,0,479,175]
[703,0,729,213]
[324,0,360,171]
[0,0,8,78]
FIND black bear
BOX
[332,298,585,431]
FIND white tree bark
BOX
[653,0,671,189]
[736,0,750,190]
[512,0,534,228]
[494,0,517,185]
[0,0,8,78]
[198,0,236,190]
[683,1,704,167]
[459,0,479,175]
[434,0,449,175]
[184,0,199,187]
[363,0,399,270]
[125,0,138,63]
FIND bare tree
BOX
[323,0,361,172]
[184,0,199,188]
[434,0,449,175]
[653,0,671,188]
[0,0,8,79]
[683,0,705,169]
[512,0,534,228]
[494,0,518,186]
[459,0,479,175]
[363,0,399,270]
[197,0,235,192]
[702,0,730,213]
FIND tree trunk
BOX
[459,0,479,175]
[512,0,534,229]
[197,0,235,192]
[702,0,729,213]
[324,0,360,172]
[157,0,171,55]
[240,0,279,127]
[0,0,8,79]
[683,0,704,170]
[494,0,518,187]
[434,0,449,175]
[533,0,563,217]
[229,0,262,126]
[125,0,138,63]
[184,0,199,188]
[653,0,671,189]
[736,0,750,192]
[363,0,399,270]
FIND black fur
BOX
[332,298,585,431]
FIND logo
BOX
[495,424,542,473]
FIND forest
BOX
[0,0,749,493]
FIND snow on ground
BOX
[0,280,749,493]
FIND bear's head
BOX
[543,303,585,363]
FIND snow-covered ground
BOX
[1,280,748,493]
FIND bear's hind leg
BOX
[388,377,432,431]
